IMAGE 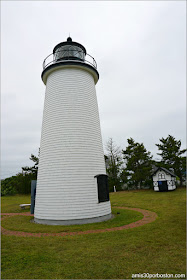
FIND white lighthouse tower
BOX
[34,37,111,225]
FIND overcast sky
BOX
[1,1,186,179]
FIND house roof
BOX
[152,166,176,177]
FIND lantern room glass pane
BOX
[54,45,85,61]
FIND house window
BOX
[158,173,165,179]
[95,174,109,203]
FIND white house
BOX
[152,167,176,192]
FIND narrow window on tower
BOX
[94,174,109,203]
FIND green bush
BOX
[1,173,36,196]
[1,180,17,196]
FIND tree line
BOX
[1,135,186,196]
[1,153,39,196]
[105,135,186,192]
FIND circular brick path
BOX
[1,207,157,237]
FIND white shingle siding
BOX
[34,67,111,221]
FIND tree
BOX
[22,149,40,178]
[156,135,186,186]
[105,138,123,192]
[122,138,153,188]
[1,172,36,196]
[1,150,40,196]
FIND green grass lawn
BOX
[1,194,31,213]
[1,208,143,233]
[1,188,186,279]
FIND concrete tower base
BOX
[34,213,112,225]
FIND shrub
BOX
[1,173,36,196]
[1,180,17,196]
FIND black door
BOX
[31,180,37,214]
[158,181,168,192]
[94,174,109,203]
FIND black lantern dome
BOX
[53,37,87,62]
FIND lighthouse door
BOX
[95,174,109,203]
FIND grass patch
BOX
[1,194,31,213]
[1,208,143,233]
[1,188,186,279]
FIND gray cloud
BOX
[1,1,186,178]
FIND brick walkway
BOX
[1,207,157,237]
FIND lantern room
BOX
[42,37,98,85]
[53,37,86,61]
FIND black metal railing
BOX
[43,49,97,70]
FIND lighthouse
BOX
[34,37,111,225]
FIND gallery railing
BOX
[43,49,97,70]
